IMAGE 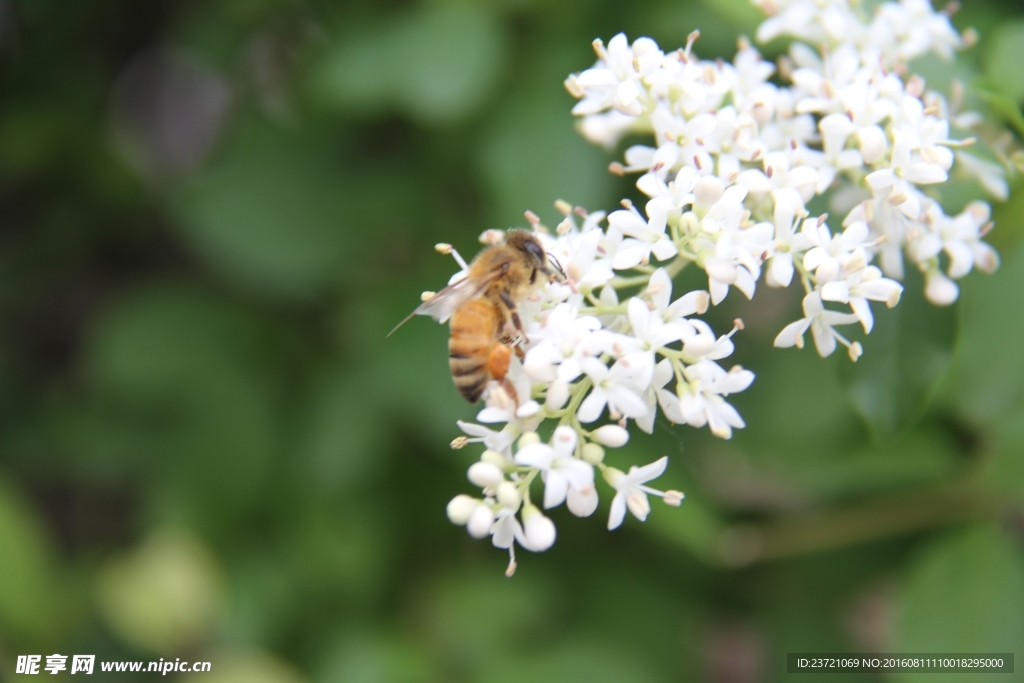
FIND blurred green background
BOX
[1,0,1023,681]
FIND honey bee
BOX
[390,229,561,403]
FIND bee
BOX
[390,229,561,403]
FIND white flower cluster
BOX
[444,205,751,575]
[565,0,1004,356]
[436,0,1011,574]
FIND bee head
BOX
[507,229,564,279]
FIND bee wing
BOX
[387,270,501,337]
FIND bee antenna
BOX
[547,254,566,280]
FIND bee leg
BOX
[487,343,520,405]
[499,291,529,344]
[487,342,512,380]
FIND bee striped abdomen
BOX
[449,298,502,403]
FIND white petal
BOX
[577,389,607,423]
[774,318,811,348]
[567,484,598,518]
[542,470,570,509]
[608,492,627,530]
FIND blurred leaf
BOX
[417,571,554,674]
[940,243,1024,425]
[478,84,616,227]
[314,630,432,683]
[296,366,384,493]
[96,528,226,654]
[174,118,353,299]
[695,0,762,39]
[483,640,660,683]
[181,649,306,683]
[310,5,508,125]
[894,524,1024,682]
[840,272,958,440]
[646,492,726,563]
[782,428,959,501]
[984,19,1024,105]
[83,283,279,519]
[0,477,60,642]
[974,79,1024,138]
[284,502,391,599]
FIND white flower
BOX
[514,426,595,511]
[802,219,871,284]
[677,359,754,439]
[820,265,903,333]
[774,291,862,359]
[604,456,683,530]
[577,355,651,423]
[637,358,678,434]
[523,304,607,384]
[737,150,820,204]
[764,189,814,287]
[924,269,959,306]
[476,359,541,424]
[568,33,664,117]
[607,198,678,268]
[520,505,557,551]
[456,421,517,457]
[621,296,688,363]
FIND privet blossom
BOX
[437,0,1010,574]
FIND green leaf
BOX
[482,641,658,683]
[840,270,958,440]
[940,242,1024,425]
[309,5,508,125]
[984,19,1024,105]
[478,84,616,227]
[0,477,60,642]
[894,525,1024,683]
[82,283,280,522]
[96,528,226,654]
[174,117,354,299]
[974,79,1024,138]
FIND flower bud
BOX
[467,504,494,538]
[545,380,570,411]
[518,432,541,448]
[552,425,578,452]
[582,443,605,465]
[481,449,509,468]
[496,481,521,509]
[925,271,959,306]
[591,425,629,448]
[567,484,598,517]
[468,461,505,488]
[602,466,625,487]
[521,505,556,551]
[447,495,479,525]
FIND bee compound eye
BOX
[524,239,544,262]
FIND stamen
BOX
[451,437,469,449]
[450,248,470,271]
[685,30,700,59]
[663,490,685,506]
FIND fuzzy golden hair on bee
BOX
[389,228,560,402]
